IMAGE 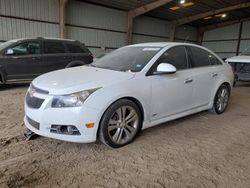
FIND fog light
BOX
[67,126,74,134]
[50,125,81,135]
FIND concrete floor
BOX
[0,82,250,188]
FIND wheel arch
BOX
[210,80,232,108]
[120,96,145,123]
[221,82,231,91]
[218,82,232,96]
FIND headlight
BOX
[51,88,100,108]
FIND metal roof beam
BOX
[174,2,250,26]
[199,17,250,32]
[129,0,173,18]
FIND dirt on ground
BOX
[0,82,250,188]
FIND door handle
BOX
[184,78,193,84]
[212,73,218,77]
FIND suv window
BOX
[66,43,86,53]
[157,46,188,70]
[188,46,211,67]
[10,41,40,56]
[43,41,65,54]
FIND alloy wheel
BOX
[107,106,139,145]
[216,87,229,113]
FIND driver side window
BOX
[157,46,188,70]
[10,41,40,56]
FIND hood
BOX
[32,66,135,95]
[226,55,250,63]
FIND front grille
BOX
[26,116,40,130]
[26,94,45,109]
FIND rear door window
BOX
[43,41,66,54]
[188,46,211,68]
[66,43,86,53]
[208,53,222,65]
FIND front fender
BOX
[83,77,151,129]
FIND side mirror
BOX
[6,49,14,55]
[155,63,177,74]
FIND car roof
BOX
[9,37,76,42]
[129,42,203,48]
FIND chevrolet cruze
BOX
[24,42,234,148]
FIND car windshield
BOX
[0,40,16,51]
[91,46,161,72]
[242,46,250,56]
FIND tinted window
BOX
[10,41,40,56]
[44,41,65,54]
[66,43,86,53]
[157,46,188,70]
[189,46,211,67]
[208,53,222,65]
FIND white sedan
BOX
[24,42,234,148]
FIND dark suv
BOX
[0,37,93,84]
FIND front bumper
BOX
[24,93,101,143]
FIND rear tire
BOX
[211,85,230,114]
[98,99,142,148]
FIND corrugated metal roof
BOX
[82,0,250,27]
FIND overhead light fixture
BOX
[170,1,194,11]
[204,13,227,20]
[215,13,227,18]
[204,16,213,20]
[221,13,227,18]
[170,6,181,10]
[215,13,223,17]
[182,2,194,7]
[180,0,186,4]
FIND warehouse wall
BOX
[0,0,59,42]
[202,21,250,59]
[240,21,250,53]
[0,0,198,56]
[66,0,198,55]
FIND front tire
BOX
[98,99,142,148]
[212,85,230,114]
